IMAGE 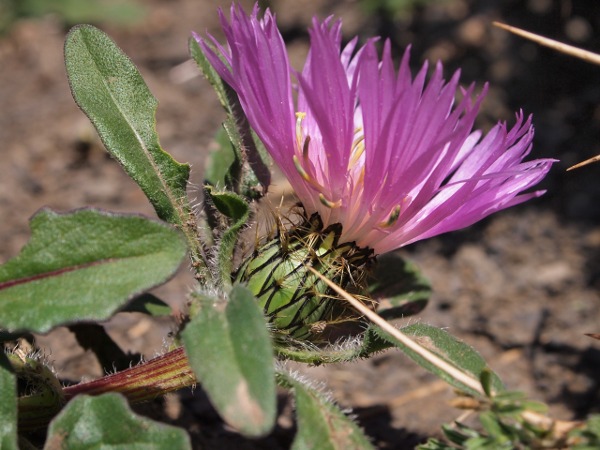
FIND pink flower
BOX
[195,4,555,255]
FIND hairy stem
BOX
[63,347,195,401]
[18,347,195,431]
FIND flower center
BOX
[292,112,406,241]
[293,112,368,210]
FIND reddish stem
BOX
[19,347,196,430]
[63,347,195,402]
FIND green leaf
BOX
[44,393,191,449]
[208,188,249,221]
[440,424,471,446]
[439,423,478,447]
[274,341,374,365]
[417,438,455,450]
[0,353,18,450]
[584,415,600,435]
[64,25,190,226]
[204,127,239,189]
[277,372,375,450]
[480,368,493,397]
[182,284,276,437]
[479,412,508,441]
[521,400,548,414]
[205,188,250,288]
[220,110,271,200]
[189,37,230,114]
[201,129,242,244]
[190,37,271,198]
[374,323,504,397]
[493,391,526,402]
[368,253,431,319]
[493,403,524,415]
[571,415,600,449]
[0,208,187,333]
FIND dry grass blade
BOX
[494,22,600,171]
[567,155,600,171]
[306,266,485,396]
[493,22,600,66]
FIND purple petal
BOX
[198,3,556,255]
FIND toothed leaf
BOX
[65,25,191,226]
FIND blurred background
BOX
[0,0,599,448]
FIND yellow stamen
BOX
[379,205,402,228]
[293,111,341,209]
[350,137,365,166]
[319,193,342,209]
[295,112,307,149]
[293,155,312,182]
[356,166,365,187]
[349,127,365,169]
[294,155,328,192]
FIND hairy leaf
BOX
[204,127,239,190]
[0,209,186,333]
[65,25,190,226]
[190,37,271,198]
[44,393,191,449]
[375,323,504,397]
[277,372,375,450]
[275,325,392,364]
[182,285,276,437]
[0,353,18,450]
[205,188,250,288]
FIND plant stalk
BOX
[63,347,195,401]
[18,347,196,430]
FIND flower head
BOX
[195,4,554,256]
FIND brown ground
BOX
[1,0,599,448]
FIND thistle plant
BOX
[1,2,596,449]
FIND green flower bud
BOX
[236,214,375,341]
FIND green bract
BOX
[236,213,375,341]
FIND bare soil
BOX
[1,0,599,448]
